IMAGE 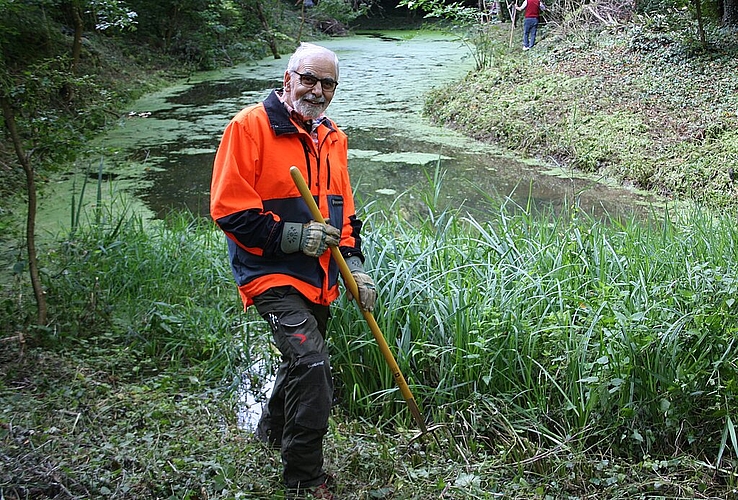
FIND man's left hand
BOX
[345,256,377,312]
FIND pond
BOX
[45,29,656,233]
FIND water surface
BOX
[63,30,655,226]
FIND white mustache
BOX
[294,93,329,120]
[302,94,326,104]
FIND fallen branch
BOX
[1,332,25,344]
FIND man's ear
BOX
[284,71,292,90]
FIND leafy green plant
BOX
[4,173,738,497]
[46,198,243,379]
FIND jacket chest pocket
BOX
[327,195,344,228]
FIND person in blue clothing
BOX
[516,0,547,49]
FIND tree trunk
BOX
[725,0,738,25]
[693,0,706,46]
[40,6,53,53]
[70,1,84,74]
[297,1,306,45]
[255,2,281,59]
[1,96,48,327]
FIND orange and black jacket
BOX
[210,90,364,308]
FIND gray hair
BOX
[287,43,340,79]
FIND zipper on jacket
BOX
[300,137,313,187]
[317,129,333,190]
[326,156,331,190]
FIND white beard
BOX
[293,93,328,120]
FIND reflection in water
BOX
[138,147,213,217]
[238,359,274,431]
[235,324,279,432]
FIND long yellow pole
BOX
[290,166,428,434]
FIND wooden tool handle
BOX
[289,166,427,433]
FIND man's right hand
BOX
[281,221,340,257]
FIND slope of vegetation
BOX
[425,6,738,210]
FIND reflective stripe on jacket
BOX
[210,89,364,307]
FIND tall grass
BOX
[330,177,738,466]
[38,170,738,468]
[44,196,244,382]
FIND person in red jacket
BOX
[516,0,546,49]
[210,42,376,500]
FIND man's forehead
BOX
[298,54,336,74]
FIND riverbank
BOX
[425,12,738,211]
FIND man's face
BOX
[283,53,337,120]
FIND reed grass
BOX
[40,169,738,468]
[331,176,738,466]
[45,198,243,381]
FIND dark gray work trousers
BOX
[253,286,333,490]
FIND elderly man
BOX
[210,43,376,499]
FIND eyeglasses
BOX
[291,71,338,92]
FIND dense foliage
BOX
[335,181,738,465]
[2,186,737,498]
